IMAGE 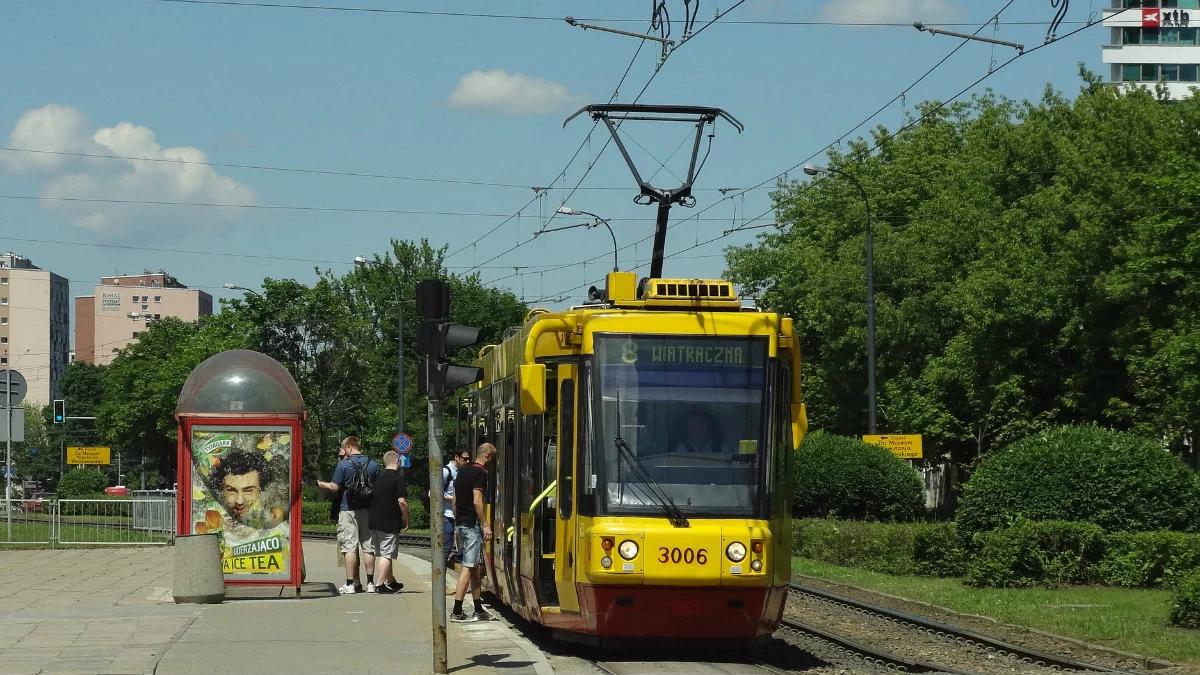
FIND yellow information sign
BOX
[67,446,112,465]
[863,434,923,460]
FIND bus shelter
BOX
[175,349,305,590]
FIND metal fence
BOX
[1,498,54,545]
[1,496,176,546]
[57,498,175,545]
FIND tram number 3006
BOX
[657,547,708,565]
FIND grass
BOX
[793,557,1200,664]
[1,521,171,548]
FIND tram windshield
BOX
[593,334,768,517]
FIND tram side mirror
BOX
[791,403,808,449]
[519,364,548,415]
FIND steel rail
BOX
[789,582,1118,672]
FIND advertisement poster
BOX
[190,426,292,580]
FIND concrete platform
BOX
[0,540,551,675]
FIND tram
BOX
[458,270,807,646]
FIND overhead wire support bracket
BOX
[563,103,743,280]
[564,17,675,46]
[913,21,1024,53]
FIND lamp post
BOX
[804,162,877,434]
[354,257,406,435]
[222,282,262,299]
[544,206,619,272]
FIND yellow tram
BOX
[459,270,807,646]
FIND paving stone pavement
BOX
[0,541,552,674]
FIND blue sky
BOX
[2,0,1113,334]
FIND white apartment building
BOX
[0,253,70,406]
[1105,1,1200,99]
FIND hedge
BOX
[792,432,925,522]
[794,518,1200,589]
[1098,530,1200,588]
[792,518,964,577]
[966,520,1106,588]
[1171,569,1200,629]
[300,495,429,530]
[957,426,1200,540]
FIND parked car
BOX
[104,486,129,496]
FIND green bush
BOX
[1170,569,1200,629]
[301,499,333,526]
[793,519,919,575]
[957,426,1200,540]
[1098,531,1200,588]
[913,522,968,577]
[792,432,925,522]
[407,498,429,530]
[56,467,108,498]
[966,520,1106,588]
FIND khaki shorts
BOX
[336,509,371,553]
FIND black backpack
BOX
[344,457,375,510]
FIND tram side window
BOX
[558,379,574,518]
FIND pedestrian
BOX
[450,442,497,622]
[316,436,379,594]
[440,449,471,568]
[368,450,408,594]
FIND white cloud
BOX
[820,0,962,24]
[2,104,256,236]
[447,69,581,115]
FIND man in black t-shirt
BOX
[450,442,497,622]
[368,450,409,594]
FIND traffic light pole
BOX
[427,395,448,674]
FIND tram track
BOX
[786,582,1119,673]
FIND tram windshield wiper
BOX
[613,387,689,528]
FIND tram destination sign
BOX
[863,434,923,460]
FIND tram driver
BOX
[672,410,725,454]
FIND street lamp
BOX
[803,162,878,434]
[222,282,262,299]
[540,206,619,272]
[355,256,406,435]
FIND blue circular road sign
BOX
[392,432,413,455]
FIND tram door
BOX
[528,368,559,605]
[498,404,522,608]
[553,364,581,612]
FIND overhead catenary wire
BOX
[520,5,1125,303]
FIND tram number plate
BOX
[657,547,708,565]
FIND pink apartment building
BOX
[74,272,213,365]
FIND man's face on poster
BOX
[223,471,262,522]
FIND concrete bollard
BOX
[173,533,225,604]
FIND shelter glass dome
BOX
[176,349,304,415]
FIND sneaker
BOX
[337,584,356,595]
[386,581,404,592]
[473,607,492,621]
[366,582,376,593]
[375,584,397,594]
[450,611,477,623]
[353,584,364,594]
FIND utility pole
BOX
[397,301,405,434]
[5,369,12,541]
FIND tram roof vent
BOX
[643,278,740,309]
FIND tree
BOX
[726,74,1200,463]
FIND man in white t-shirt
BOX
[441,450,471,567]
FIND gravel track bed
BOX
[787,590,1070,674]
[795,575,1167,673]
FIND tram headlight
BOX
[750,559,763,572]
[618,540,639,560]
[601,556,613,569]
[726,542,747,563]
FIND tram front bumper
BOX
[577,584,787,639]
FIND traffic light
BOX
[53,399,65,424]
[415,279,483,400]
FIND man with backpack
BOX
[439,449,471,568]
[316,436,379,594]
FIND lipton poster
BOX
[190,427,292,579]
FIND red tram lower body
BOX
[541,584,788,644]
